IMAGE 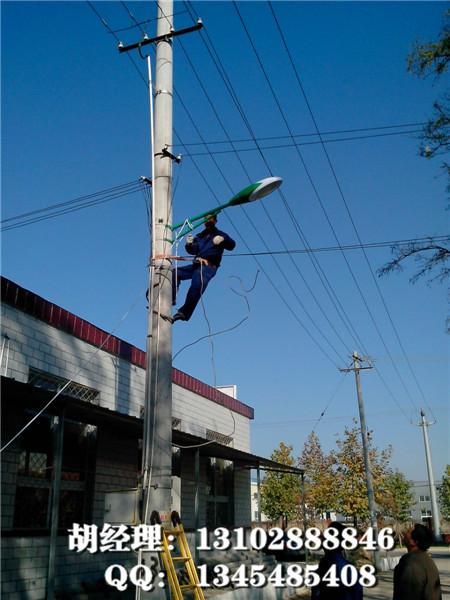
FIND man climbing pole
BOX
[172,214,236,322]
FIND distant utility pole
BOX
[340,352,381,570]
[419,409,441,539]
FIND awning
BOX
[1,377,303,475]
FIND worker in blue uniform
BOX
[172,214,236,322]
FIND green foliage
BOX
[333,423,392,528]
[439,464,450,521]
[407,10,450,77]
[382,470,414,523]
[260,442,300,522]
[300,432,338,521]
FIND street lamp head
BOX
[227,176,283,207]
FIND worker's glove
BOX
[213,235,225,245]
[186,234,194,245]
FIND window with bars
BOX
[205,428,233,446]
[13,411,97,531]
[28,368,100,404]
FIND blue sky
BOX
[2,1,449,483]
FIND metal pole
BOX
[142,0,174,525]
[194,448,200,564]
[46,412,64,600]
[300,472,309,564]
[420,409,441,539]
[256,467,261,524]
[352,352,381,570]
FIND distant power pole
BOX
[419,409,441,539]
[340,352,381,570]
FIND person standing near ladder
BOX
[172,214,236,322]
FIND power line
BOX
[184,0,367,354]
[88,2,421,421]
[175,128,423,155]
[110,10,188,35]
[1,181,146,231]
[268,1,434,419]
[2,180,142,224]
[172,122,426,147]
[89,0,347,367]
[175,34,349,361]
[233,2,424,418]
[224,236,450,258]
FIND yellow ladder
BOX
[159,511,205,600]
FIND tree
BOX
[439,464,450,521]
[333,423,392,528]
[260,442,300,523]
[300,431,337,523]
[382,470,414,544]
[379,11,450,292]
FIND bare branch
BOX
[378,240,450,285]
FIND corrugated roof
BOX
[1,276,254,419]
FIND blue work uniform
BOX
[173,226,236,320]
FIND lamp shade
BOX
[227,176,283,207]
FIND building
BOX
[410,480,441,526]
[250,480,269,523]
[1,276,301,599]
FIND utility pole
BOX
[117,0,202,530]
[419,409,441,539]
[340,352,381,570]
[143,0,174,525]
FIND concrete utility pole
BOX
[420,409,441,539]
[340,352,381,570]
[143,0,174,523]
[118,0,202,528]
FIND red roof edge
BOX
[0,277,254,420]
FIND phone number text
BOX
[197,526,394,551]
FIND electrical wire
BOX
[183,1,367,357]
[110,10,187,34]
[173,122,427,148]
[174,33,349,364]
[1,180,144,230]
[169,235,450,259]
[176,31,375,359]
[268,1,434,419]
[120,1,146,35]
[312,372,349,432]
[178,129,423,156]
[173,122,426,147]
[184,0,424,424]
[234,2,424,418]
[0,287,148,453]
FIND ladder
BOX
[154,510,205,600]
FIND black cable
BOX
[2,183,144,231]
[236,1,422,415]
[210,236,450,258]
[178,129,423,156]
[87,1,148,86]
[185,0,424,422]
[175,36,348,361]
[184,1,366,354]
[269,1,432,418]
[174,122,427,146]
[1,180,141,224]
[110,11,187,34]
[120,1,146,35]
